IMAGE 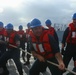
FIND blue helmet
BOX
[30,18,42,28]
[45,19,52,25]
[0,22,3,27]
[72,13,76,19]
[19,25,23,30]
[6,23,13,30]
[27,23,30,28]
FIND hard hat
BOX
[27,23,30,28]
[72,13,76,19]
[0,22,3,27]
[6,23,13,30]
[45,19,52,25]
[19,25,23,30]
[30,18,42,28]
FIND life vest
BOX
[49,27,55,36]
[30,29,54,59]
[4,30,17,48]
[66,23,76,44]
[26,29,32,40]
[17,30,24,39]
[0,28,6,40]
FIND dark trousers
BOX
[0,57,9,75]
[26,42,31,63]
[63,44,76,67]
[63,44,76,73]
[0,48,23,75]
[21,45,26,62]
[0,45,9,75]
[29,57,62,75]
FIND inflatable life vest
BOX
[17,30,24,40]
[66,23,76,44]
[4,30,17,48]
[26,29,32,40]
[0,28,6,40]
[49,27,55,36]
[30,29,54,59]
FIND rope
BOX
[9,44,76,75]
[47,60,76,75]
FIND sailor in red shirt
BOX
[61,13,76,75]
[40,19,60,74]
[24,23,32,65]
[45,19,59,45]
[0,22,9,75]
[17,25,26,63]
[0,23,23,75]
[29,18,65,75]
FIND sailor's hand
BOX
[58,62,65,71]
[37,55,45,62]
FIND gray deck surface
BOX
[7,55,74,75]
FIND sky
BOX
[0,0,76,30]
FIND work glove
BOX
[61,48,65,55]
